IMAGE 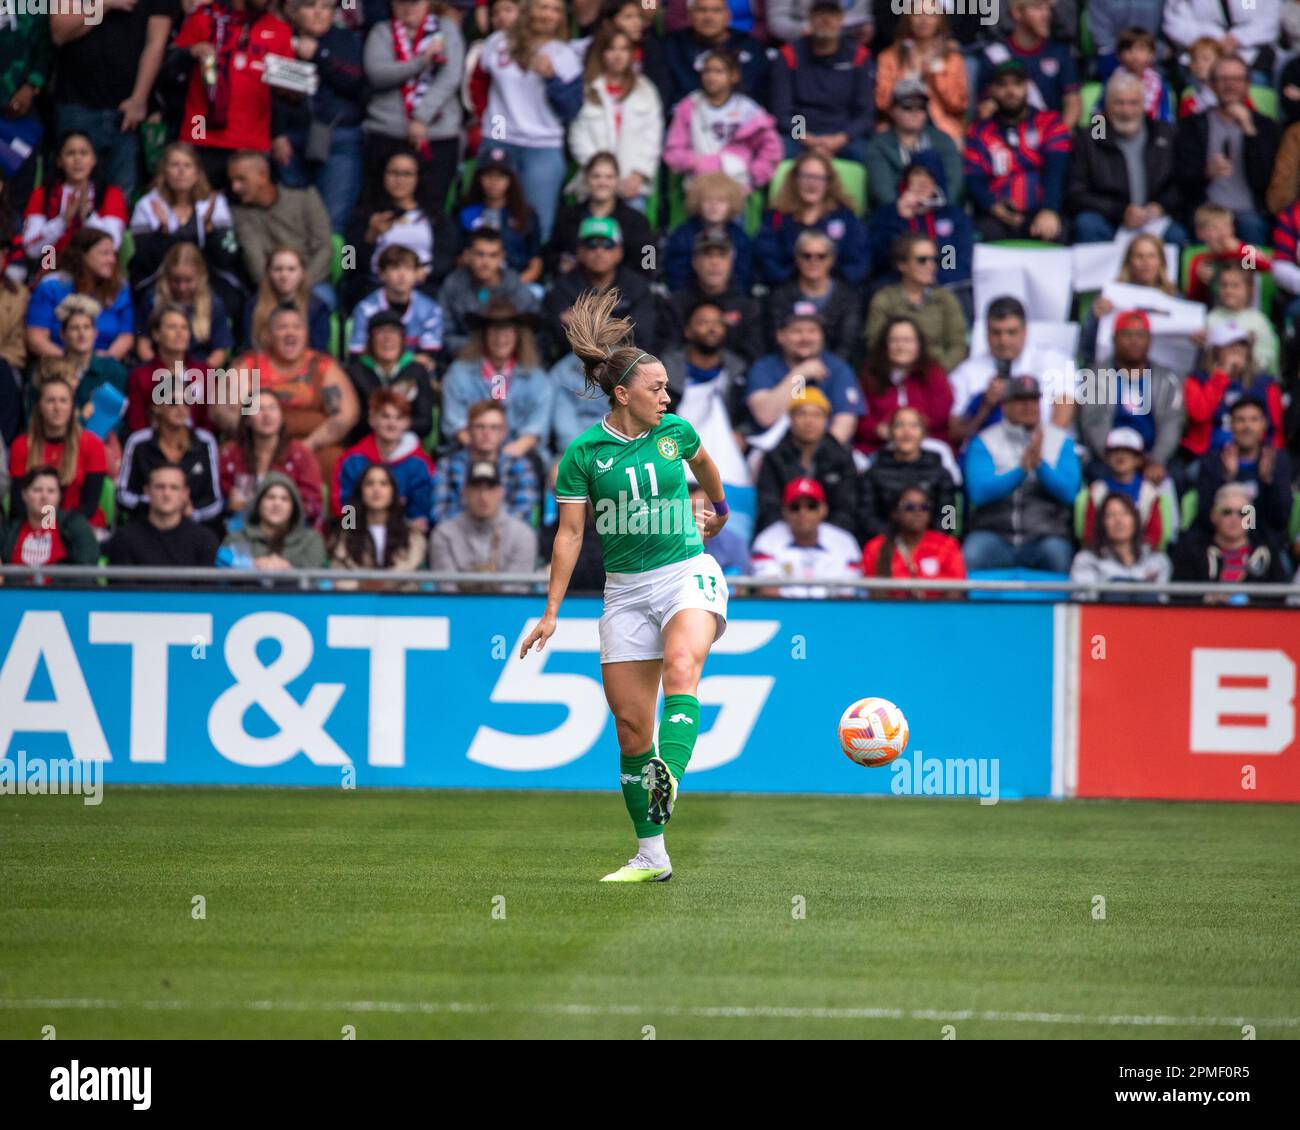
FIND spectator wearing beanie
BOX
[861,484,966,597]
[963,375,1081,575]
[770,1,874,164]
[755,386,859,537]
[343,309,437,445]
[858,406,957,544]
[334,387,435,527]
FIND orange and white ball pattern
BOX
[838,697,909,767]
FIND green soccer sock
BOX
[620,750,659,839]
[658,694,700,784]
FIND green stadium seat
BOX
[99,475,116,529]
[1249,84,1278,120]
[118,229,135,272]
[1181,489,1199,533]
[766,158,867,218]
[1181,242,1277,313]
[1079,8,1095,58]
[330,232,345,288]
[1079,81,1103,125]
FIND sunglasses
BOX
[897,101,928,112]
[912,255,937,264]
[1214,506,1244,517]
[581,238,618,250]
[797,251,832,260]
[787,499,821,511]
[899,501,932,512]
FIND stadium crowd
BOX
[1,0,1300,600]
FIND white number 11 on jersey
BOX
[624,462,659,500]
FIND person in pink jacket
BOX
[663,48,782,193]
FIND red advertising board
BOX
[1077,606,1300,802]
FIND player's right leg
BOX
[599,658,672,882]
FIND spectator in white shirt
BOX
[751,475,862,598]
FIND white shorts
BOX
[599,553,729,664]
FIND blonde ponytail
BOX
[564,288,654,402]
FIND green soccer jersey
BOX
[554,413,705,574]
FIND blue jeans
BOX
[280,124,364,232]
[501,143,566,244]
[1073,210,1191,247]
[963,531,1075,574]
[56,103,140,199]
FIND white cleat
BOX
[600,852,673,882]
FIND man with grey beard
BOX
[1066,70,1186,245]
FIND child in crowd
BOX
[348,245,443,369]
[1186,205,1272,306]
[1116,27,1173,122]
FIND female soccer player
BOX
[519,289,731,882]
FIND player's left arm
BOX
[687,445,729,538]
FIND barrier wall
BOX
[0,591,1055,798]
[1075,606,1300,803]
[2,590,1297,801]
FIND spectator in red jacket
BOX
[1180,321,1285,461]
[855,314,952,455]
[860,484,966,598]
[218,392,325,531]
[173,0,294,189]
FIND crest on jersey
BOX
[656,437,679,460]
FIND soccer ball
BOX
[838,697,909,767]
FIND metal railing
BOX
[2,564,1299,602]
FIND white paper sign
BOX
[973,243,1074,323]
[1094,281,1207,374]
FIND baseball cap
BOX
[476,146,515,175]
[468,460,502,486]
[783,477,826,507]
[780,299,824,328]
[1105,427,1146,453]
[789,386,831,415]
[578,215,623,245]
[1005,375,1041,400]
[693,229,733,255]
[892,78,930,105]
[367,309,405,335]
[992,59,1029,81]
[1208,320,1251,348]
[1114,309,1151,333]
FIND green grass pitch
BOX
[0,788,1297,1039]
